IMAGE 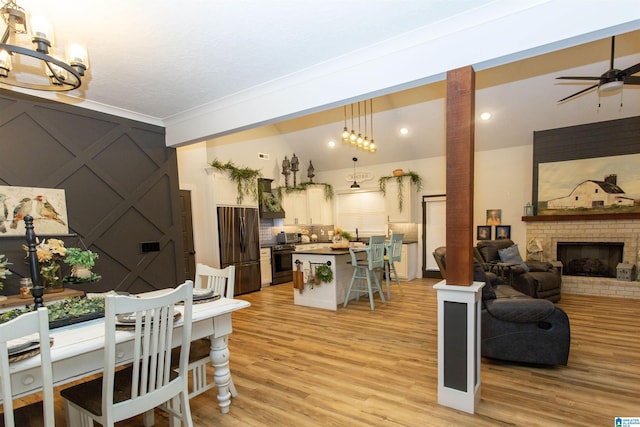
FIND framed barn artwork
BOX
[0,186,69,236]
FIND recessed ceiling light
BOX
[480,112,492,121]
[328,140,335,147]
[400,127,409,135]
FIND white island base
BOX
[292,248,366,310]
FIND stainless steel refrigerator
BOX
[217,206,261,295]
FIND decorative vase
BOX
[393,169,404,177]
[72,265,93,279]
[42,262,64,293]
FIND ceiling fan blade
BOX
[556,76,601,80]
[557,83,599,102]
[619,62,640,78]
[623,76,640,85]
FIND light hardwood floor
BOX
[49,278,639,426]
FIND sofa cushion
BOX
[477,239,514,263]
[484,297,555,323]
[498,244,530,272]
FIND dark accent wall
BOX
[0,89,184,295]
[532,116,640,213]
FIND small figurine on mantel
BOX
[282,156,291,187]
[307,161,315,182]
[291,153,299,187]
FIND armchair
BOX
[432,247,571,366]
[476,239,562,302]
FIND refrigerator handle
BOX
[239,215,246,253]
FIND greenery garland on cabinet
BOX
[210,159,262,204]
[378,171,423,213]
[275,182,334,200]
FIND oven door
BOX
[271,249,293,284]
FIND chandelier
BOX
[0,0,88,91]
[341,99,377,153]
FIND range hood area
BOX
[259,178,285,219]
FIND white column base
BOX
[433,280,484,414]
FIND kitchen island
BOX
[292,247,367,310]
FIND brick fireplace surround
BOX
[525,215,640,299]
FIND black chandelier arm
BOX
[0,42,82,91]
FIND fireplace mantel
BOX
[523,213,640,222]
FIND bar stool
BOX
[384,233,405,300]
[344,235,387,310]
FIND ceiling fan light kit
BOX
[0,0,89,91]
[557,36,640,103]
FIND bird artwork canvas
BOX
[0,186,69,236]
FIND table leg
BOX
[210,335,232,414]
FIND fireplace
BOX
[557,242,623,278]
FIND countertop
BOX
[293,247,356,256]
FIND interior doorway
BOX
[179,190,196,281]
[422,195,446,278]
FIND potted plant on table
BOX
[64,247,101,283]
[24,238,67,293]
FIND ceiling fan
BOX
[557,36,640,102]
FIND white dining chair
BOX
[344,235,387,310]
[384,233,405,300]
[172,264,237,400]
[0,307,54,427]
[60,281,194,427]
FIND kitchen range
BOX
[270,232,300,285]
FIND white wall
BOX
[179,136,534,272]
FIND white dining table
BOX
[4,295,250,419]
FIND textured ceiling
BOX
[2,1,640,171]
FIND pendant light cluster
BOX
[341,99,377,153]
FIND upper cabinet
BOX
[207,168,258,207]
[306,185,333,225]
[281,190,308,225]
[384,179,415,223]
[281,184,334,226]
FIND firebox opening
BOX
[557,242,623,278]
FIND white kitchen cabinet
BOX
[306,185,333,225]
[393,243,417,280]
[282,190,308,225]
[206,168,258,207]
[260,247,272,286]
[384,179,415,223]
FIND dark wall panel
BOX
[0,89,184,295]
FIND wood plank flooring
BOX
[48,278,639,426]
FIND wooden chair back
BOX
[387,233,404,263]
[102,281,193,425]
[194,263,235,298]
[367,235,387,270]
[0,307,54,427]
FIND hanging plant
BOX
[210,159,262,204]
[314,264,333,283]
[378,171,423,213]
[275,182,334,200]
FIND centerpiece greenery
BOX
[378,170,423,212]
[210,159,262,204]
[0,296,106,327]
[0,254,11,291]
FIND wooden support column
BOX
[445,66,475,286]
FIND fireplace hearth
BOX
[557,242,623,278]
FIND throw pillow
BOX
[498,244,530,272]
